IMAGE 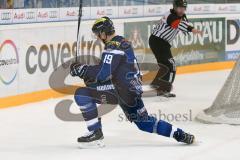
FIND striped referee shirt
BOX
[152,9,194,44]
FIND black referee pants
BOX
[149,35,176,92]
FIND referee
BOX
[149,0,203,97]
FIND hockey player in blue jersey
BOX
[70,17,195,148]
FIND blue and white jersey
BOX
[84,35,143,96]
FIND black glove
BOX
[70,62,88,79]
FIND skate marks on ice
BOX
[178,132,240,160]
[80,134,202,150]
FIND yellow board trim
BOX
[0,61,236,109]
[176,61,235,74]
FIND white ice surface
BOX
[1,70,240,160]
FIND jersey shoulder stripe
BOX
[103,49,125,55]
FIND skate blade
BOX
[78,140,105,149]
[158,93,176,98]
[187,137,202,146]
[192,138,203,145]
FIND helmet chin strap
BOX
[96,33,104,44]
[101,36,107,44]
[102,39,107,44]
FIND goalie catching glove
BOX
[70,62,88,79]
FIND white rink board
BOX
[0,20,123,98]
[0,14,239,99]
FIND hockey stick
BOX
[74,0,168,62]
[74,0,165,62]
[75,0,83,62]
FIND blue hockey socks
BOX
[74,88,102,131]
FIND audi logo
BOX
[25,11,35,19]
[1,12,11,20]
[49,11,58,18]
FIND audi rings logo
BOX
[38,10,58,19]
[0,40,19,85]
[1,12,11,21]
[49,11,58,18]
[26,11,36,20]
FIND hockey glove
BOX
[70,62,88,79]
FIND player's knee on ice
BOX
[121,98,173,137]
[134,116,157,133]
[133,115,172,137]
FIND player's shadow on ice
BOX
[101,143,200,149]
[103,138,200,149]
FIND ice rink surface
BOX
[1,70,240,160]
